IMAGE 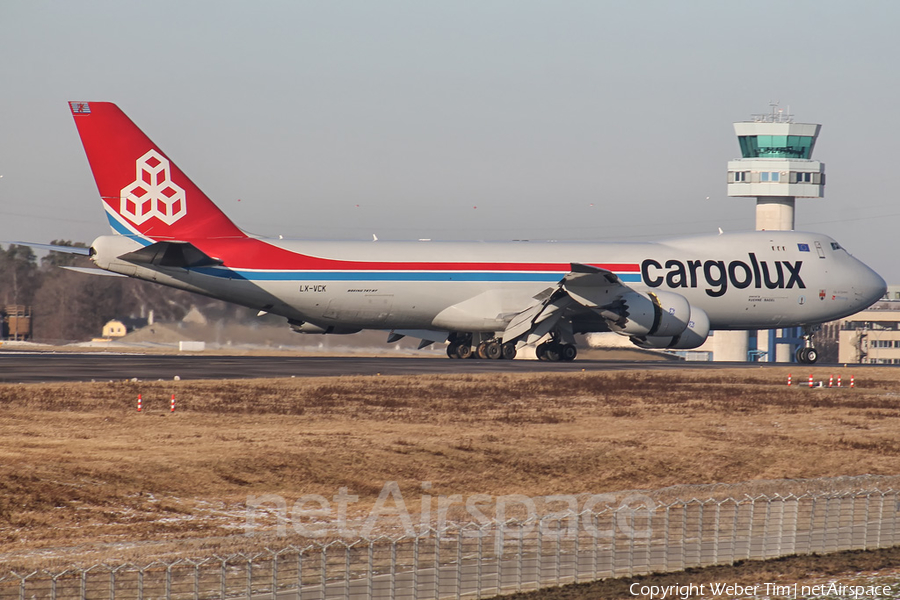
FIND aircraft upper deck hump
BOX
[68,101,246,242]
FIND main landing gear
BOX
[446,334,518,360]
[536,341,577,362]
[446,332,578,362]
[795,326,820,364]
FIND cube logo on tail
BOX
[120,150,187,226]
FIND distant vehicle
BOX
[23,102,887,363]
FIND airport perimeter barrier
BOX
[3,480,900,600]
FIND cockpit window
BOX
[831,242,841,250]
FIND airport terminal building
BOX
[835,285,900,364]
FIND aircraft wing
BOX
[502,263,624,345]
[385,329,450,349]
[563,262,620,284]
[561,263,627,308]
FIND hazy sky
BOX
[2,1,899,279]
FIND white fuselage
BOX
[91,229,885,335]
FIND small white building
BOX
[101,319,128,338]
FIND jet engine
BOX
[599,291,692,338]
[632,306,711,350]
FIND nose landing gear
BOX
[795,326,820,364]
[795,346,819,364]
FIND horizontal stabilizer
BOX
[118,241,223,268]
[61,266,127,277]
[5,241,91,255]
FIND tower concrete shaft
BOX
[756,197,796,231]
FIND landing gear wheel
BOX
[476,341,489,359]
[536,342,565,362]
[559,344,577,362]
[500,342,517,360]
[485,341,502,360]
[797,326,821,364]
[456,344,473,360]
[543,343,561,362]
[447,343,460,359]
[796,347,819,364]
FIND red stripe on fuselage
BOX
[194,237,639,273]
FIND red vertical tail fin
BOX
[69,101,245,242]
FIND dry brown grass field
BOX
[1,367,899,570]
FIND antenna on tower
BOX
[752,101,794,124]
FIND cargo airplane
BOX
[19,102,886,363]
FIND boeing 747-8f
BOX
[24,102,886,363]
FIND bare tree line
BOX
[0,242,249,343]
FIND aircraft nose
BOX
[854,262,887,309]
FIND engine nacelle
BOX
[289,321,361,335]
[633,306,711,350]
[602,291,692,338]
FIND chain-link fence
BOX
[3,480,899,599]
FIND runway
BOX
[0,351,764,384]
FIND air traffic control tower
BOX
[727,105,824,230]
[716,104,825,362]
